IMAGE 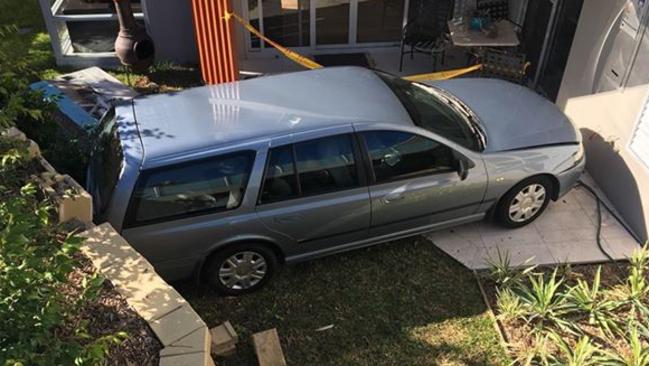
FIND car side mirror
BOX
[457,159,469,180]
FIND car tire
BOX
[495,176,553,228]
[204,244,279,295]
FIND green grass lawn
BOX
[178,237,509,366]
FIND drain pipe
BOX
[113,0,155,72]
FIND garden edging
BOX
[3,127,215,366]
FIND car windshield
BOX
[377,72,482,151]
[89,108,123,216]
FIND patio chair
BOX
[480,48,530,84]
[476,0,509,21]
[398,0,455,72]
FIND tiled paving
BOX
[426,175,642,269]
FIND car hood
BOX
[429,78,579,152]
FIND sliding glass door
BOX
[248,0,311,49]
[316,0,350,45]
[247,0,406,50]
[356,0,405,43]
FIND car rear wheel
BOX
[495,176,553,228]
[205,244,279,295]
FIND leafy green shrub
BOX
[0,25,90,184]
[0,142,124,365]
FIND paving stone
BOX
[480,226,544,247]
[478,241,555,269]
[150,304,205,346]
[159,351,209,366]
[80,223,147,271]
[159,326,210,356]
[603,237,641,259]
[546,241,610,264]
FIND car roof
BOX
[129,67,413,164]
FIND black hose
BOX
[576,179,642,266]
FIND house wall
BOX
[142,0,199,64]
[557,0,649,242]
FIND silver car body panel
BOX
[90,67,585,281]
[431,78,579,152]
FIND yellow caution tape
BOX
[403,64,483,82]
[224,11,481,81]
[224,11,323,70]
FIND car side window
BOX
[127,151,255,226]
[361,131,456,183]
[260,145,299,203]
[259,134,360,203]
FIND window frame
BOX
[257,133,368,205]
[122,150,256,229]
[358,130,463,185]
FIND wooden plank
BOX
[252,329,287,366]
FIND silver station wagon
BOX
[88,67,585,294]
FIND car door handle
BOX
[274,215,303,224]
[382,193,405,204]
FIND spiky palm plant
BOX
[516,269,572,332]
[615,245,649,321]
[497,287,526,321]
[601,326,649,366]
[564,266,621,336]
[548,333,602,366]
[510,332,552,366]
[486,248,537,288]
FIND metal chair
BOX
[480,48,530,84]
[399,0,455,72]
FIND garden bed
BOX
[478,248,649,364]
[0,136,162,365]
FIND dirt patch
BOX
[64,257,163,365]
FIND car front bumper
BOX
[557,154,586,198]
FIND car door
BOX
[255,130,371,260]
[358,130,488,238]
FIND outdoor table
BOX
[447,19,520,47]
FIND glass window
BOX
[263,0,310,47]
[294,134,358,195]
[260,134,359,203]
[248,0,310,48]
[54,0,142,15]
[377,72,482,151]
[315,0,349,44]
[248,0,261,48]
[357,0,405,43]
[260,145,299,203]
[129,152,255,225]
[362,131,456,183]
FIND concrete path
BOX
[426,175,641,269]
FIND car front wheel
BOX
[204,244,279,295]
[495,176,553,228]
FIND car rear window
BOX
[125,151,255,227]
[90,108,123,215]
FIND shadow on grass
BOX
[176,237,508,366]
